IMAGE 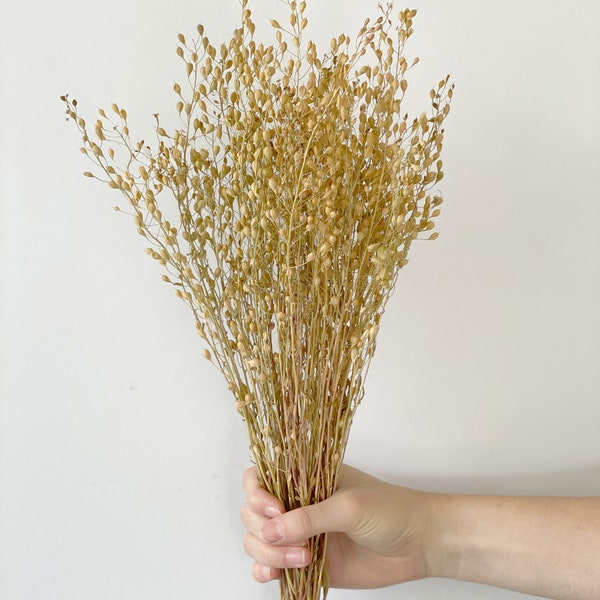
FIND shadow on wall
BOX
[380,463,600,497]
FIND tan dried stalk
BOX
[62,2,452,598]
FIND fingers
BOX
[252,562,280,583]
[243,531,310,569]
[242,467,347,546]
[261,496,349,546]
[241,466,355,582]
[241,467,313,580]
[242,467,285,518]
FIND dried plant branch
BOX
[62,2,453,598]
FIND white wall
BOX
[1,0,599,599]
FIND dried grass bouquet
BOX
[62,1,452,598]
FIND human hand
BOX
[242,464,600,598]
[240,464,437,589]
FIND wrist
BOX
[420,491,463,580]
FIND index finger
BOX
[242,467,285,517]
[242,467,261,495]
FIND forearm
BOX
[426,492,600,600]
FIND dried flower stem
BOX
[62,2,452,598]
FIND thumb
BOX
[261,495,348,545]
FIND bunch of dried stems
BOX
[62,1,452,598]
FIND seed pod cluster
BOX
[62,3,452,598]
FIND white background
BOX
[1,0,599,598]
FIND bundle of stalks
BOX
[62,2,452,598]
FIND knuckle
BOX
[263,546,277,565]
[242,467,258,492]
[239,502,251,526]
[247,491,262,510]
[242,532,255,557]
[296,507,313,539]
[336,489,366,522]
[243,532,282,566]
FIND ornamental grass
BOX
[62,2,452,598]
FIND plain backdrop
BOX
[1,0,599,599]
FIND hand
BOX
[240,464,436,589]
[242,464,600,599]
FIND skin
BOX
[240,465,600,599]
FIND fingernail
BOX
[265,505,282,518]
[262,520,284,543]
[286,548,308,568]
[260,564,273,581]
